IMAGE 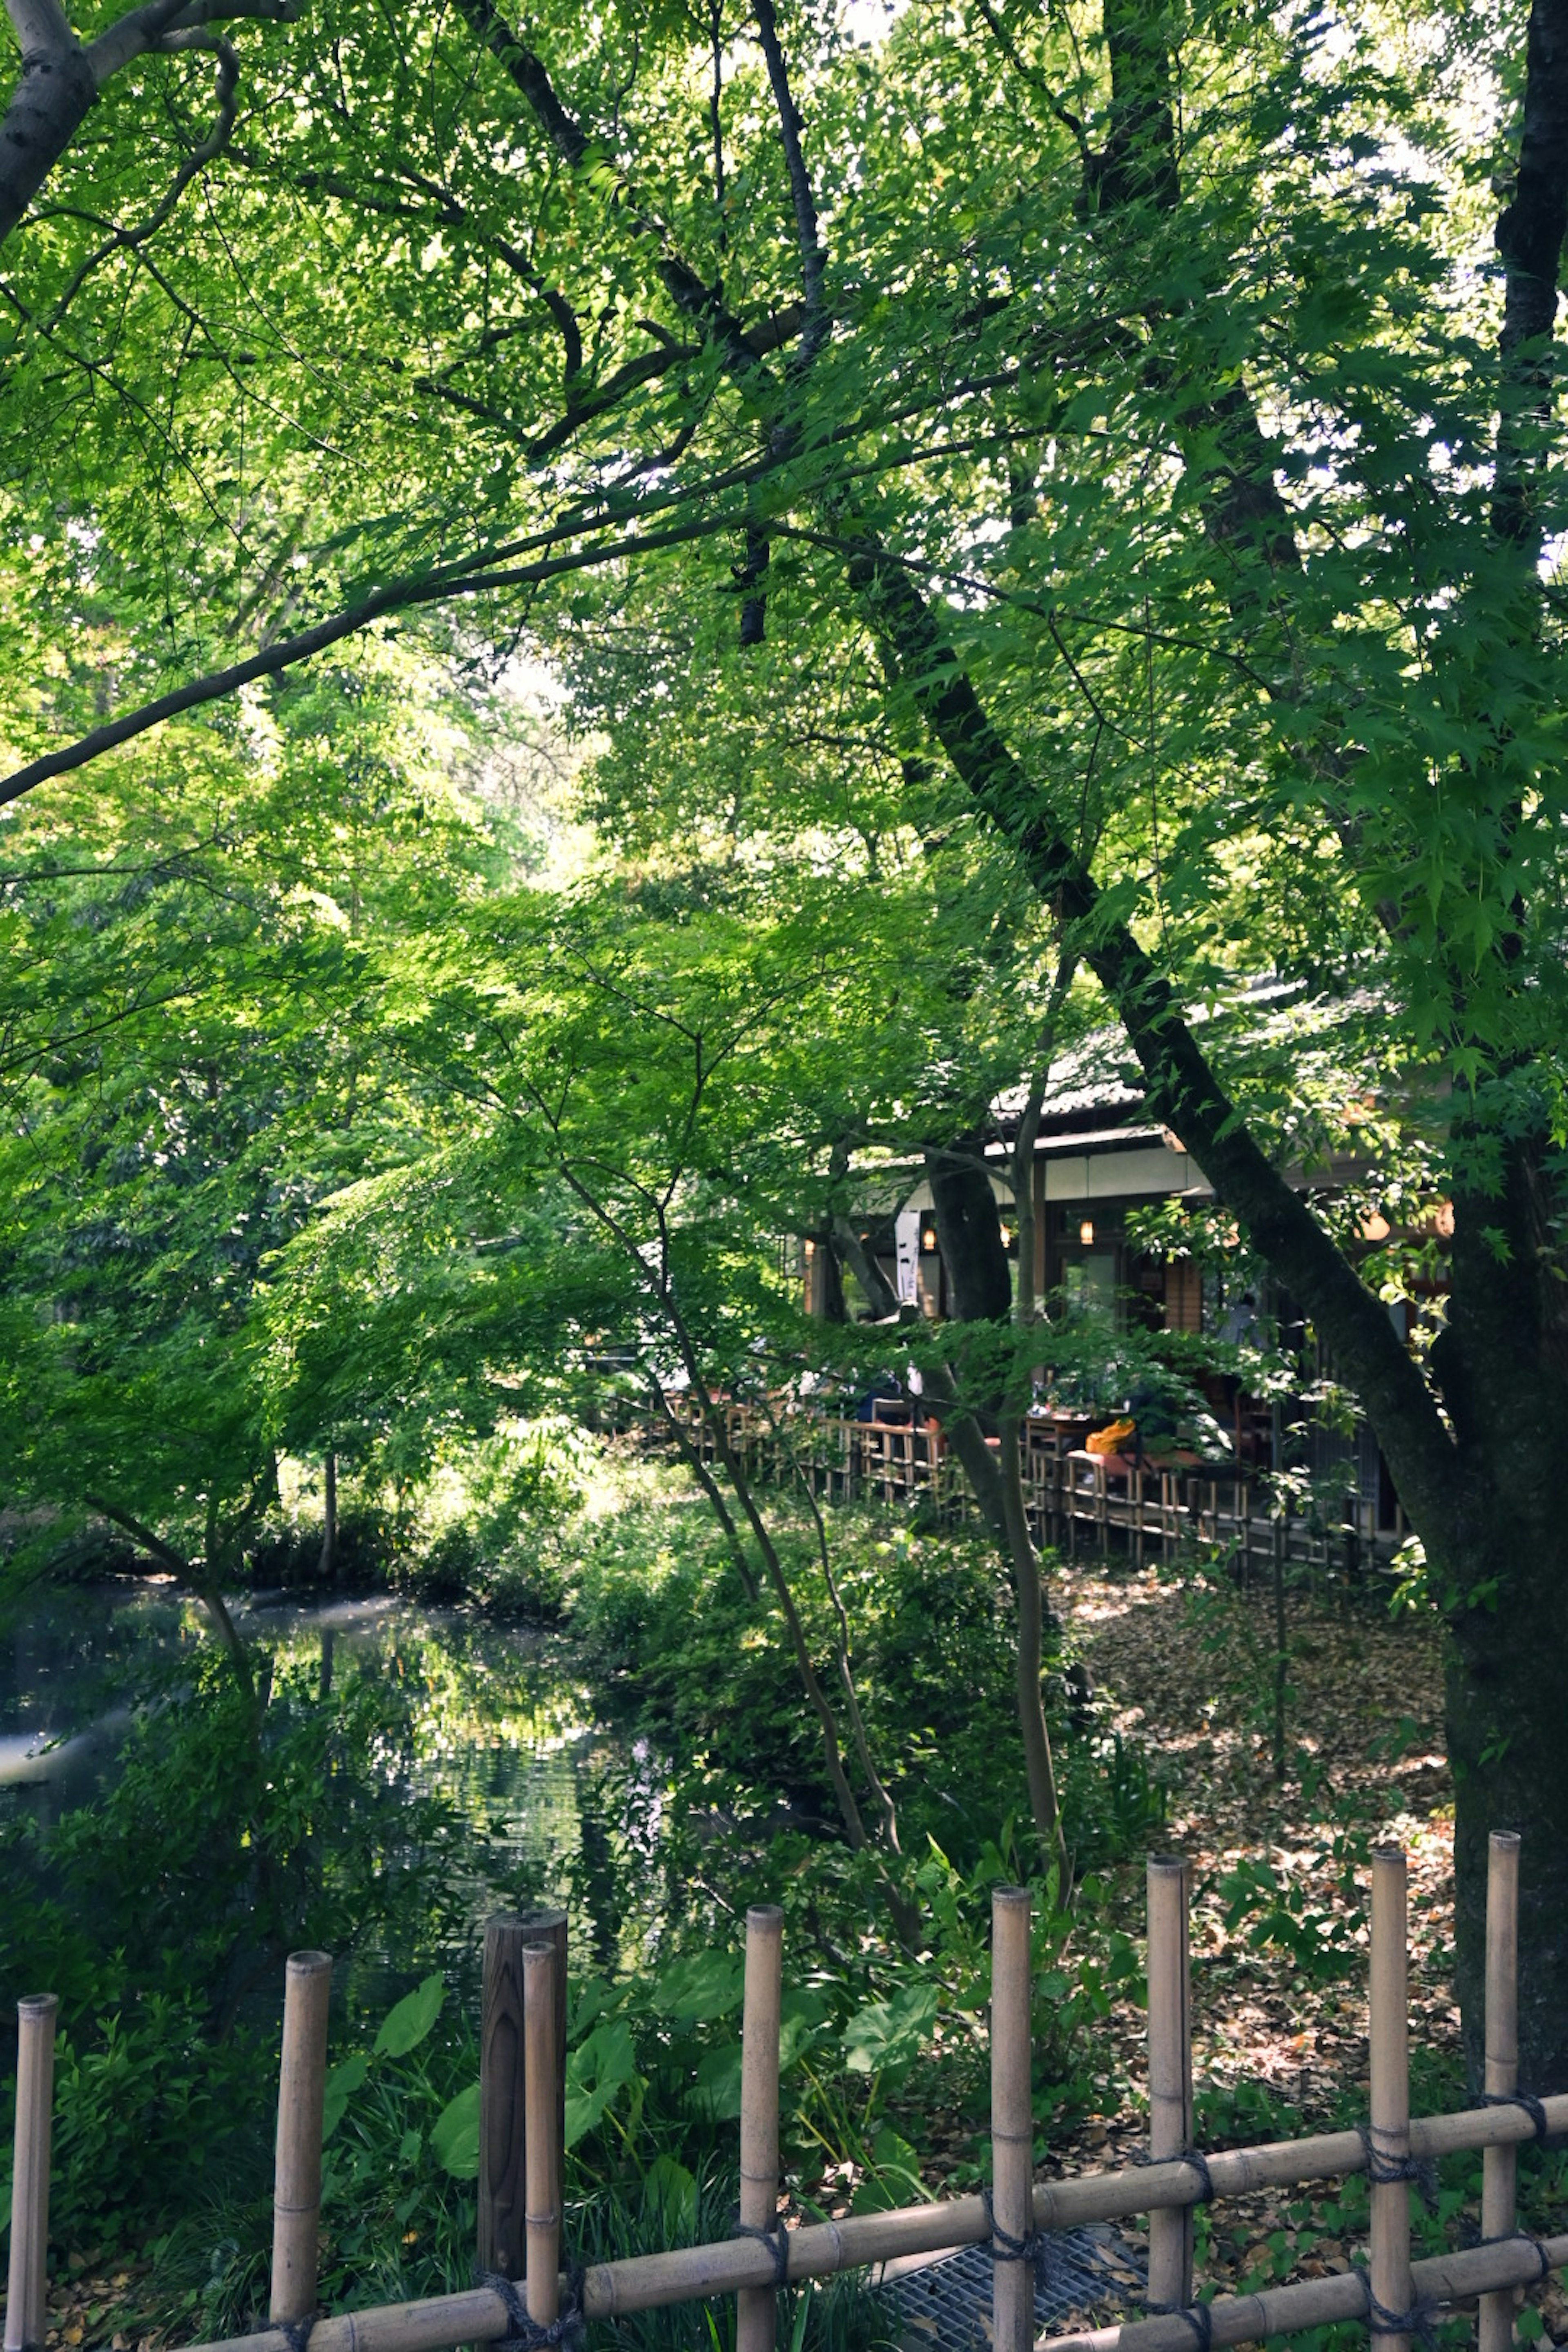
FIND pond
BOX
[0,1577,646,2009]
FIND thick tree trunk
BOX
[1421,1137,1568,2089]
[0,33,97,250]
[1445,1516,1568,2092]
[925,1134,1011,1325]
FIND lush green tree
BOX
[265,879,967,1933]
[0,640,502,1669]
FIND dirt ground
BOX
[1068,1556,1455,2129]
[1041,1555,1568,2338]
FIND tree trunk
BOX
[808,1218,846,1320]
[921,1141,1065,1864]
[1420,1136,1568,2089]
[833,1214,900,1319]
[0,36,98,251]
[998,1413,1065,1876]
[318,1450,338,1581]
[925,1135,1011,1325]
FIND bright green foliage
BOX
[0,648,504,1602]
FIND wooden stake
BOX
[522,1942,561,2333]
[1369,1846,1411,2352]
[4,1994,58,2352]
[1146,1856,1193,2314]
[991,1885,1034,2352]
[479,1910,567,2280]
[1481,1831,1522,2352]
[271,1953,333,2326]
[737,1904,785,2352]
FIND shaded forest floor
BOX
[1063,1552,1453,2154]
[1033,1555,1568,2338]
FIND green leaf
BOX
[686,2039,743,2120]
[641,2152,697,2239]
[648,1950,743,2023]
[374,1973,445,2057]
[850,2125,929,2214]
[321,2051,370,2143]
[430,2081,481,2178]
[564,2018,641,2147]
[842,1982,939,2076]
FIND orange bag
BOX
[1085,1417,1136,1456]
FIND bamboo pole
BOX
[170,2090,1568,2352]
[172,2220,1568,2352]
[1368,1846,1411,2352]
[479,1909,567,2280]
[1038,2230,1568,2352]
[270,1952,333,2325]
[1481,1831,1522,2352]
[4,1993,58,2352]
[522,1943,561,2334]
[1146,1857,1192,2315]
[991,1886,1034,2352]
[737,1904,785,2352]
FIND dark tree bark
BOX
[317,1448,337,1581]
[833,1216,899,1319]
[0,9,96,248]
[925,1135,1011,1324]
[920,1141,1065,1865]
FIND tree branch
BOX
[752,0,826,361]
[0,0,293,251]
[0,508,745,803]
[45,30,238,324]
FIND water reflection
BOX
[0,1581,629,1982]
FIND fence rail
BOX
[657,1397,1406,1575]
[4,1831,1560,2352]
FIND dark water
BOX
[0,1580,640,1995]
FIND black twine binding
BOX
[1147,2300,1214,2352]
[731,2212,791,2289]
[1477,2232,1553,2285]
[481,2267,584,2350]
[1481,2091,1554,2144]
[1356,2124,1438,2211]
[276,2318,316,2352]
[1132,2145,1216,2206]
[981,2187,1057,2295]
[1354,2269,1442,2348]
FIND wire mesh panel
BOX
[875,2225,1145,2350]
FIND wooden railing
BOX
[657,1397,1405,1576]
[5,1835,1557,2352]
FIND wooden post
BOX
[271,1951,333,2325]
[1369,1846,1412,2352]
[522,1943,561,2333]
[4,1994,58,2352]
[1147,1858,1194,2315]
[991,1885,1034,2352]
[737,1904,785,2352]
[1481,1831,1522,2352]
[479,1910,568,2280]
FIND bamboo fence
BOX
[4,1833,1562,2352]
